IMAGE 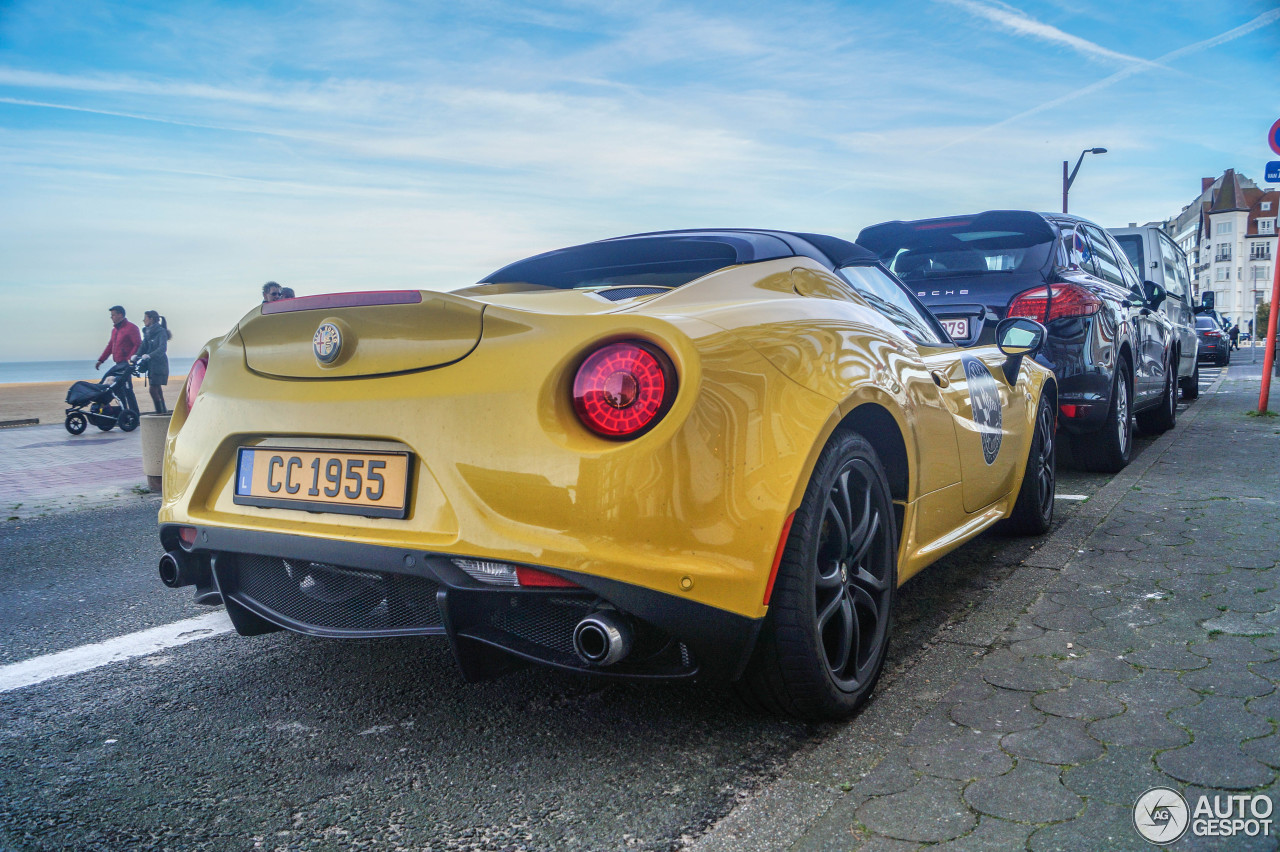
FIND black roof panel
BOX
[480,229,878,290]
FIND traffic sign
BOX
[1268,161,1280,183]
[1271,118,1280,156]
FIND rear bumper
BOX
[1197,342,1226,363]
[160,524,761,683]
[1054,369,1113,434]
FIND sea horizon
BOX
[0,358,198,386]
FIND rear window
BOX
[858,213,1056,281]
[480,235,777,291]
[1113,234,1144,277]
[1196,317,1218,330]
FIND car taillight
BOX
[185,355,208,411]
[1007,284,1103,323]
[572,341,676,439]
[514,566,580,588]
[1204,330,1223,338]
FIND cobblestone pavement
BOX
[696,363,1280,851]
[0,422,148,519]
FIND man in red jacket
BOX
[95,305,142,412]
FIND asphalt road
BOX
[0,374,1213,851]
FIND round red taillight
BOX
[572,341,676,439]
[185,355,208,412]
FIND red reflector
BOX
[184,355,208,412]
[1060,404,1077,418]
[1008,283,1102,323]
[178,527,197,548]
[1059,404,1092,418]
[515,566,580,588]
[763,512,796,606]
[262,290,423,314]
[573,341,676,438]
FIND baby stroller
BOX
[64,359,143,435]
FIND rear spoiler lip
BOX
[262,290,423,314]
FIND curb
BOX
[688,367,1231,852]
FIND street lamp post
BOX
[1062,148,1108,214]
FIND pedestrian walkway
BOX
[696,362,1280,851]
[0,423,148,518]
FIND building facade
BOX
[1164,169,1277,333]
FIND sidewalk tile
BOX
[963,758,1082,822]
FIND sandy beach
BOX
[0,376,186,427]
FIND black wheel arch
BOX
[837,403,908,505]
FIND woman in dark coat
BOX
[135,310,172,412]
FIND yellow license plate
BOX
[233,447,412,518]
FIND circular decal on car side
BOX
[313,322,342,364]
[962,356,1002,464]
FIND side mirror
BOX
[1143,280,1167,309]
[995,317,1046,384]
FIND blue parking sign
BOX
[1268,161,1280,183]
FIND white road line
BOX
[1055,494,1089,501]
[0,610,234,694]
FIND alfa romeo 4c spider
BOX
[157,229,1055,720]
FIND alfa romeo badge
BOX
[313,322,342,364]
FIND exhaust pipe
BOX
[572,611,633,666]
[159,550,209,589]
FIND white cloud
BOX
[945,7,1280,149]
[935,0,1161,68]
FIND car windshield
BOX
[859,214,1055,280]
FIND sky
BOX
[1,0,1278,360]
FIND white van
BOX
[1109,226,1200,399]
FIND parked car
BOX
[857,210,1176,473]
[157,229,1057,721]
[1196,315,1230,366]
[1109,225,1200,400]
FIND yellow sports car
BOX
[157,229,1056,720]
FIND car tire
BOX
[1181,362,1199,401]
[119,409,140,432]
[1002,394,1055,536]
[1073,358,1133,474]
[1137,359,1177,434]
[735,430,897,721]
[64,411,87,435]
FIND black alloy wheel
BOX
[1181,362,1200,401]
[736,430,897,720]
[64,411,87,435]
[1003,394,1055,535]
[1073,358,1133,474]
[1137,358,1177,434]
